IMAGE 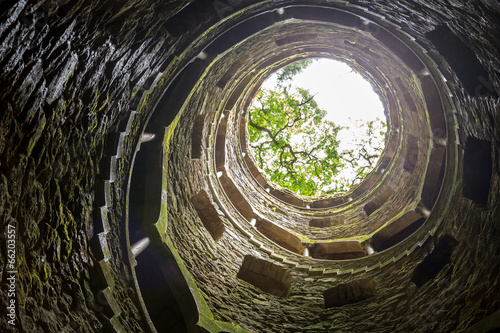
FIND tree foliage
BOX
[248,87,342,196]
[275,60,313,84]
[247,60,387,196]
[338,119,386,189]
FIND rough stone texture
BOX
[0,1,499,333]
[236,255,292,299]
[0,0,186,332]
[323,278,377,308]
[224,20,431,241]
[190,190,226,242]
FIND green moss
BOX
[41,263,51,281]
[31,271,44,294]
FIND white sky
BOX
[263,58,385,130]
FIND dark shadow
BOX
[411,235,458,288]
[191,115,205,159]
[372,217,426,252]
[128,137,163,245]
[323,278,376,308]
[463,136,492,207]
[136,246,188,332]
[425,25,498,98]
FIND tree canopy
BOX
[247,60,386,197]
[275,60,313,84]
[248,86,342,196]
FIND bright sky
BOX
[263,58,385,133]
[261,58,387,190]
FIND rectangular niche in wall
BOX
[215,116,227,171]
[190,190,226,242]
[191,114,205,159]
[425,25,498,98]
[237,255,292,299]
[363,186,395,216]
[323,278,377,308]
[421,147,446,208]
[255,218,305,255]
[463,136,492,206]
[371,210,426,252]
[404,134,419,173]
[411,234,458,288]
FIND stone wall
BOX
[0,0,499,332]
[0,0,188,331]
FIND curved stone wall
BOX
[0,1,499,332]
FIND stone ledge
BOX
[310,240,367,260]
[97,287,122,318]
[90,232,112,262]
[323,278,377,308]
[237,255,292,298]
[255,217,305,255]
[93,259,115,289]
[190,190,226,242]
[371,209,426,251]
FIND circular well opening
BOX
[247,58,388,197]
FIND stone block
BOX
[255,218,304,254]
[363,186,394,216]
[283,259,298,267]
[90,232,112,262]
[308,268,325,276]
[106,315,126,333]
[371,209,426,251]
[94,259,115,289]
[259,245,274,254]
[237,256,291,298]
[311,240,366,260]
[93,206,110,235]
[270,252,286,261]
[249,237,263,247]
[190,190,226,242]
[323,278,377,308]
[97,287,122,318]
